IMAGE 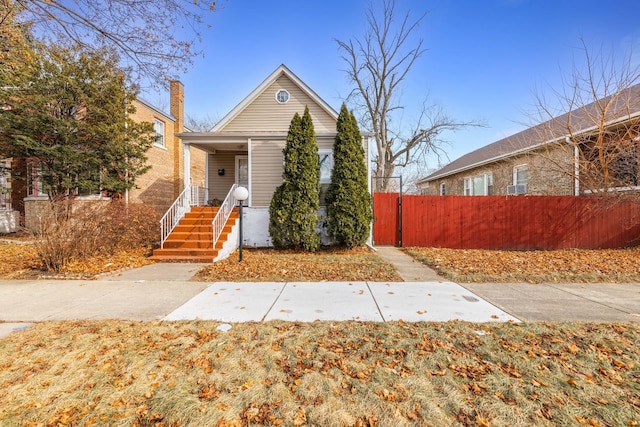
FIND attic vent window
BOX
[275,89,290,104]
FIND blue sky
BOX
[151,0,640,168]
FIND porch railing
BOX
[191,185,209,206]
[212,184,239,248]
[160,184,207,248]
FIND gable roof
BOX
[420,83,640,183]
[211,64,339,132]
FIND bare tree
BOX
[533,40,640,196]
[185,113,220,132]
[337,0,477,192]
[7,0,219,83]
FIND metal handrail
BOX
[160,184,193,249]
[191,185,209,206]
[212,184,238,248]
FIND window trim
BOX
[513,164,529,186]
[439,182,446,196]
[319,149,333,184]
[275,89,290,104]
[154,118,165,148]
[464,173,493,196]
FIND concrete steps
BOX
[151,206,238,262]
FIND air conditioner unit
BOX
[507,184,527,195]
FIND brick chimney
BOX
[170,80,184,133]
[170,80,185,195]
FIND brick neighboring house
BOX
[1,81,206,231]
[417,84,640,196]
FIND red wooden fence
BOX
[373,194,640,249]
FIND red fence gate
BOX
[372,194,640,249]
[373,192,401,246]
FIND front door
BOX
[235,155,248,188]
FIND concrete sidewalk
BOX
[163,281,516,323]
[2,246,639,340]
[462,282,640,322]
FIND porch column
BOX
[183,142,191,189]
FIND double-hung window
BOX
[464,173,493,195]
[154,119,165,148]
[513,165,528,186]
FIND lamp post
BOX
[233,186,249,261]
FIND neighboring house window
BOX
[439,182,446,195]
[154,119,165,147]
[275,89,290,104]
[507,165,528,195]
[0,161,9,209]
[319,149,333,184]
[464,173,493,195]
[513,165,528,186]
[75,169,103,197]
[27,162,47,197]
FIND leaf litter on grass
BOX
[405,247,640,283]
[194,247,403,282]
[0,321,638,426]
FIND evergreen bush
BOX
[269,107,321,251]
[325,104,373,248]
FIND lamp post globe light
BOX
[233,186,249,261]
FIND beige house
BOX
[418,84,640,197]
[177,64,370,247]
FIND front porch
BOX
[150,206,239,262]
[150,184,244,262]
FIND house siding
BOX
[247,136,334,207]
[207,151,245,202]
[221,75,336,134]
[251,139,286,207]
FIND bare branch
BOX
[531,40,640,196]
[10,0,219,84]
[337,0,479,192]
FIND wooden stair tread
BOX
[152,207,238,262]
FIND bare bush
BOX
[31,199,159,272]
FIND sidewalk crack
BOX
[366,282,386,322]
[261,283,287,322]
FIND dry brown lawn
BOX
[193,247,402,282]
[0,320,638,426]
[3,231,640,284]
[405,247,640,283]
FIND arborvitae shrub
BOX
[325,104,372,248]
[269,107,321,251]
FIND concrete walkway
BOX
[1,246,639,339]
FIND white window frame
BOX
[0,160,9,209]
[439,182,446,195]
[235,155,248,188]
[464,178,471,195]
[154,118,165,148]
[464,173,493,196]
[275,89,290,104]
[319,149,333,184]
[513,164,529,186]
